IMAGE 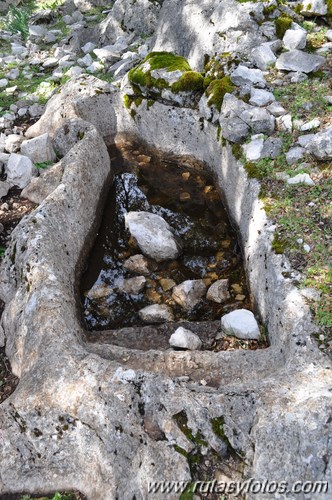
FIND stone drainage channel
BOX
[0,78,330,499]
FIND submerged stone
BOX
[172,279,207,311]
[124,211,182,262]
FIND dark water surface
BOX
[81,145,251,331]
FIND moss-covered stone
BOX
[128,51,192,91]
[205,76,234,111]
[274,14,293,39]
[171,71,204,93]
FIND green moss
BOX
[147,99,155,109]
[263,4,276,15]
[203,75,214,89]
[128,51,193,92]
[123,94,133,109]
[231,143,243,160]
[134,96,143,107]
[274,15,293,39]
[145,51,191,72]
[171,71,204,93]
[130,109,137,119]
[272,235,285,254]
[205,76,234,111]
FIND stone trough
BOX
[0,75,331,499]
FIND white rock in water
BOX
[169,327,202,350]
[139,304,174,323]
[123,254,150,275]
[221,309,260,340]
[6,153,37,189]
[172,279,207,311]
[117,276,146,294]
[206,279,230,303]
[125,211,182,262]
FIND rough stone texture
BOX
[172,279,207,310]
[0,38,331,500]
[251,44,276,71]
[151,0,268,69]
[242,135,264,161]
[301,0,327,16]
[220,94,275,143]
[260,137,283,159]
[124,211,182,262]
[276,49,325,73]
[206,279,230,303]
[287,173,315,186]
[20,133,56,164]
[138,304,174,323]
[117,276,146,294]
[123,254,150,275]
[221,309,260,340]
[20,161,64,204]
[249,88,275,107]
[286,146,306,165]
[5,154,37,189]
[305,127,332,160]
[169,327,202,350]
[99,0,161,45]
[0,180,10,198]
[283,29,306,50]
[231,65,266,88]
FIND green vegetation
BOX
[128,51,191,90]
[35,160,53,169]
[205,76,234,111]
[1,6,31,40]
[0,247,5,259]
[171,71,204,93]
[274,14,292,39]
[20,493,80,500]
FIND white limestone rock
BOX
[20,133,56,164]
[5,154,37,189]
[139,304,174,323]
[125,211,182,262]
[301,0,327,16]
[276,50,325,73]
[231,65,266,88]
[242,135,264,161]
[251,44,276,71]
[172,279,207,311]
[283,30,306,51]
[169,327,202,350]
[287,174,314,186]
[221,309,260,340]
[249,88,275,107]
[305,127,332,160]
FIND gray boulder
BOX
[231,65,266,88]
[283,29,306,51]
[301,0,327,16]
[220,94,275,143]
[21,161,64,204]
[4,134,23,154]
[306,127,332,160]
[276,50,325,73]
[286,147,306,165]
[5,153,37,189]
[251,44,276,71]
[261,137,283,159]
[139,304,174,323]
[20,133,56,164]
[172,279,207,311]
[0,180,10,199]
[249,88,275,107]
[169,327,202,350]
[221,309,260,340]
[242,135,264,161]
[124,211,182,262]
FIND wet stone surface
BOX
[81,144,256,349]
